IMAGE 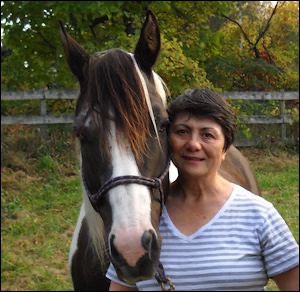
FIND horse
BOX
[60,10,170,291]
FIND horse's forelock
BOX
[85,49,151,161]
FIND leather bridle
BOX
[82,159,170,215]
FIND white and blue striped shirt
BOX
[106,184,299,291]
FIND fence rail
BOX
[1,90,299,146]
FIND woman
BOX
[107,89,299,291]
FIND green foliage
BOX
[227,98,253,139]
[157,35,214,97]
[205,1,299,91]
[1,100,40,115]
[208,56,284,91]
[2,1,297,94]
[36,155,57,174]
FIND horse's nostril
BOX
[141,230,153,252]
[110,234,116,255]
[110,233,115,244]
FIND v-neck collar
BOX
[162,184,237,242]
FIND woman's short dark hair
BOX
[168,88,236,151]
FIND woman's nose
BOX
[185,135,201,151]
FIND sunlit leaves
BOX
[1,1,298,92]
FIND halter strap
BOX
[155,262,176,291]
[83,160,170,214]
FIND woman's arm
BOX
[109,280,138,291]
[272,265,299,291]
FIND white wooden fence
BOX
[1,90,299,146]
[1,90,77,125]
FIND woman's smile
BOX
[182,155,206,164]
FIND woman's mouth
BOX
[182,155,205,162]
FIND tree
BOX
[205,1,299,91]
[1,1,232,94]
[1,1,298,93]
[1,1,142,90]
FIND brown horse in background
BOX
[220,146,260,195]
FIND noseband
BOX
[83,160,170,215]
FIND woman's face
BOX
[168,113,226,179]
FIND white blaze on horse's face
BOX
[107,54,166,267]
[108,122,154,267]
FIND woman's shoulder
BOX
[217,184,280,231]
[233,184,271,202]
[230,184,274,214]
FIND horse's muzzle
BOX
[109,229,160,284]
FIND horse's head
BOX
[60,11,169,284]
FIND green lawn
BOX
[1,127,298,290]
[240,147,299,291]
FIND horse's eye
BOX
[74,123,84,140]
[159,120,169,133]
[75,125,95,144]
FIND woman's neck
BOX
[171,173,232,203]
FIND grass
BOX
[1,125,79,291]
[1,126,299,291]
[240,147,299,291]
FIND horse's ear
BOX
[59,20,89,83]
[134,10,160,72]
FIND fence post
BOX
[40,89,48,139]
[280,89,286,143]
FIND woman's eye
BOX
[203,132,214,139]
[176,129,188,135]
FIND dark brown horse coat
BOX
[220,146,260,195]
